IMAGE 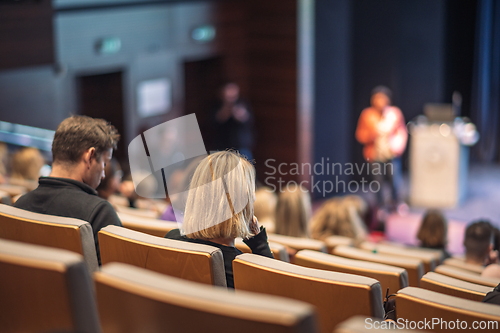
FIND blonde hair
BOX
[254,187,277,233]
[182,151,255,240]
[310,195,367,242]
[275,184,311,238]
[11,147,44,181]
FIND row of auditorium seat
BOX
[1,203,499,332]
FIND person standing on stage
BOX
[355,86,407,211]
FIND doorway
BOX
[76,71,126,162]
[184,57,224,152]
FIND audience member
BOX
[464,220,495,266]
[274,184,311,238]
[165,151,273,288]
[310,195,368,244]
[96,158,122,200]
[482,283,500,306]
[0,142,8,183]
[10,147,44,182]
[253,186,277,233]
[14,115,122,264]
[417,209,451,259]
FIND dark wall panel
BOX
[314,0,352,198]
[0,0,54,70]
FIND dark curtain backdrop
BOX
[471,0,500,162]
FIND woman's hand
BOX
[249,215,260,236]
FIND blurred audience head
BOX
[182,150,255,240]
[463,220,494,265]
[370,85,392,110]
[417,209,448,249]
[274,184,311,238]
[310,195,368,243]
[96,159,122,199]
[52,115,119,166]
[11,147,44,181]
[253,186,277,233]
[221,82,240,103]
[0,142,7,178]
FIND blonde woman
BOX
[10,147,45,190]
[254,186,277,233]
[274,184,312,238]
[310,195,368,243]
[165,151,273,288]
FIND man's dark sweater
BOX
[165,227,273,288]
[483,283,500,305]
[14,177,122,264]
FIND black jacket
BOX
[165,227,273,288]
[14,177,122,264]
[483,283,500,305]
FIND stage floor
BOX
[388,163,500,255]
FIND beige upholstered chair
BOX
[324,235,355,253]
[234,238,290,262]
[420,272,492,301]
[295,249,408,295]
[0,203,98,272]
[268,233,327,252]
[435,265,498,287]
[98,225,226,286]
[333,245,424,287]
[381,240,445,264]
[0,183,27,198]
[0,190,12,204]
[117,211,177,237]
[115,205,159,218]
[360,242,439,272]
[94,262,319,333]
[0,238,100,333]
[442,257,484,274]
[396,287,500,332]
[233,253,384,333]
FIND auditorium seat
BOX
[98,225,226,286]
[0,238,100,333]
[234,238,290,262]
[0,203,98,272]
[396,287,500,332]
[442,257,484,274]
[94,262,319,333]
[381,240,445,265]
[267,233,327,252]
[233,253,384,333]
[0,190,12,205]
[434,265,498,287]
[360,241,438,272]
[117,211,177,237]
[295,249,408,295]
[115,204,160,219]
[324,235,355,253]
[420,271,492,301]
[333,245,424,287]
[0,183,27,198]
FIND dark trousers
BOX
[370,157,402,208]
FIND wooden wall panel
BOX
[245,0,298,184]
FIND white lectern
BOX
[409,123,469,208]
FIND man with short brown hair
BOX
[15,115,122,264]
